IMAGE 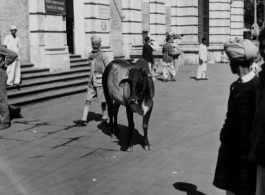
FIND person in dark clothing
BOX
[213,39,259,195]
[0,44,18,130]
[142,36,154,78]
[249,29,265,195]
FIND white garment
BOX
[199,43,208,62]
[3,34,21,85]
[163,62,175,80]
[196,61,207,79]
[149,41,160,51]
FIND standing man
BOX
[3,25,21,86]
[162,37,176,82]
[249,28,265,195]
[196,38,209,81]
[0,43,18,130]
[142,36,154,76]
[73,35,109,126]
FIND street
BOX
[0,63,237,195]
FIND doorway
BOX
[65,0,75,54]
[198,0,209,45]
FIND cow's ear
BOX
[119,76,129,87]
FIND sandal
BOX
[73,119,87,126]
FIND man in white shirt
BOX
[196,38,209,81]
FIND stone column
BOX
[149,0,166,44]
[230,0,244,40]
[84,0,114,61]
[209,0,231,44]
[74,0,86,58]
[171,0,198,44]
[28,0,70,72]
[122,0,142,58]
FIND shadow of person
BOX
[190,77,198,80]
[87,112,102,122]
[173,182,207,195]
[97,123,145,151]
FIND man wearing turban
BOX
[213,38,259,195]
[3,25,21,87]
[73,35,109,126]
[249,29,265,195]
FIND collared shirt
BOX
[240,71,256,83]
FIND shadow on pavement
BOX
[173,182,207,195]
[97,123,144,151]
[190,77,197,80]
[87,112,102,122]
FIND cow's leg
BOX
[107,100,115,136]
[126,106,134,152]
[142,105,153,150]
[113,102,120,137]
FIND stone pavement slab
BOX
[0,63,238,195]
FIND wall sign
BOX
[45,0,66,15]
[98,5,109,19]
[101,21,107,31]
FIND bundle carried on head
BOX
[224,38,258,62]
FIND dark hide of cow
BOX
[102,59,154,151]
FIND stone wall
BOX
[110,0,123,57]
[0,0,30,63]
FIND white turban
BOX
[10,25,17,30]
[91,35,101,44]
[224,38,258,61]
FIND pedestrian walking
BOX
[0,43,18,130]
[196,38,209,81]
[142,36,155,79]
[3,25,21,86]
[249,28,265,195]
[73,35,109,126]
[213,39,259,195]
[162,37,176,82]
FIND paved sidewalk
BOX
[0,63,237,195]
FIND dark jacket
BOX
[0,44,18,69]
[213,76,259,195]
[162,42,173,63]
[142,42,154,64]
[249,65,265,165]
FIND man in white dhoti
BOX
[196,38,209,81]
[3,25,21,86]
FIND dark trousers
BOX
[0,69,9,124]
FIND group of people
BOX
[212,29,265,195]
[142,35,181,82]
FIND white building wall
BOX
[230,0,244,40]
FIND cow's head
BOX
[119,68,150,104]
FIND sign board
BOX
[45,0,66,15]
[101,21,107,31]
[98,5,109,19]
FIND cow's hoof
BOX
[144,145,151,150]
[126,146,133,152]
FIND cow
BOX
[102,58,155,152]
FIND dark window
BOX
[198,0,209,46]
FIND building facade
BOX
[0,0,243,71]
